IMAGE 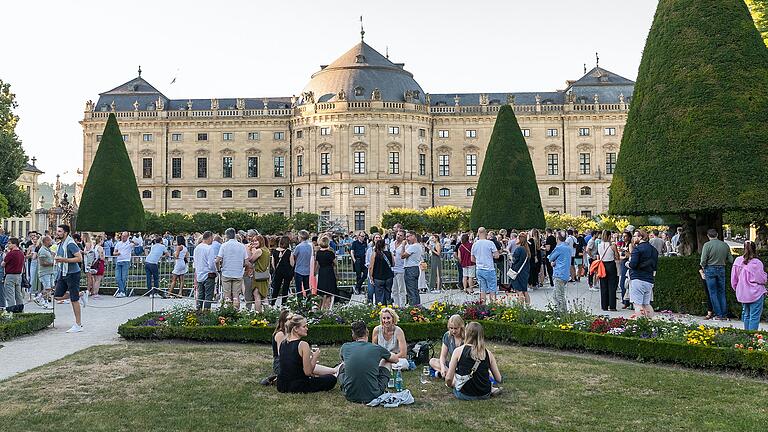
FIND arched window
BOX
[295,188,302,197]
[171,190,181,199]
[197,189,207,199]
[466,187,476,197]
[420,187,427,196]
[274,189,284,198]
[320,186,330,197]
[390,186,400,196]
[354,86,364,96]
[548,187,559,196]
[580,186,592,196]
[439,188,450,197]
[141,190,152,199]
[248,189,258,198]
[222,189,233,198]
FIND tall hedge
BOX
[78,114,145,231]
[470,105,544,230]
[609,0,768,249]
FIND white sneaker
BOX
[115,292,126,298]
[66,324,83,333]
[80,291,89,308]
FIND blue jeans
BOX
[476,268,498,294]
[618,260,629,306]
[704,266,727,318]
[403,266,421,306]
[115,261,130,295]
[366,267,375,303]
[742,295,765,331]
[294,273,310,297]
[145,262,159,293]
[373,278,393,305]
[453,388,490,401]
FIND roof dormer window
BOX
[355,54,366,63]
[354,86,364,96]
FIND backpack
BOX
[407,341,433,366]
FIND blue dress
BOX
[510,246,530,292]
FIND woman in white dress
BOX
[168,235,188,297]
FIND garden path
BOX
[1,280,765,380]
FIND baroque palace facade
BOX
[81,39,634,231]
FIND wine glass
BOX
[311,344,319,354]
[420,366,430,390]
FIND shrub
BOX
[380,208,425,232]
[192,212,224,233]
[0,313,54,341]
[423,206,470,233]
[292,212,319,232]
[255,213,291,235]
[545,213,598,232]
[222,210,258,233]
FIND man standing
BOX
[351,232,367,295]
[389,230,406,306]
[35,235,56,308]
[132,232,144,256]
[193,231,216,311]
[671,227,683,254]
[565,229,577,282]
[217,228,248,310]
[547,232,571,313]
[0,228,8,251]
[2,238,26,308]
[628,230,659,319]
[103,233,114,257]
[290,230,312,297]
[649,230,666,256]
[699,228,734,320]
[338,321,399,404]
[543,228,557,287]
[471,227,500,303]
[144,237,168,297]
[400,231,423,306]
[112,232,132,298]
[52,225,84,332]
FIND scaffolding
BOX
[318,214,349,234]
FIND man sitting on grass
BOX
[338,320,399,404]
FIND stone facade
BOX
[1,163,43,237]
[81,41,633,231]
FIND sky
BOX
[1,0,658,184]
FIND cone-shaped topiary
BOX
[609,0,768,251]
[470,105,545,230]
[78,113,145,232]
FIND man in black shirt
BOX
[543,228,556,287]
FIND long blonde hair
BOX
[464,322,487,360]
[448,314,465,340]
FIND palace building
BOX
[81,38,634,231]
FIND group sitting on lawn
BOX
[267,306,502,403]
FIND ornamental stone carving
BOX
[85,100,94,111]
[139,149,155,156]
[417,144,429,153]
[263,98,269,110]
[195,148,210,156]
[133,100,140,111]
[187,99,194,110]
[371,88,381,101]
[507,94,515,105]
[386,142,402,151]
[317,143,332,152]
[545,144,560,153]
[436,145,452,154]
[236,98,245,110]
[156,97,164,111]
[463,144,480,154]
[351,142,367,151]
[479,94,489,106]
[245,147,262,156]
[170,149,184,156]
[604,143,618,151]
[576,143,593,152]
[337,89,346,101]
[272,148,287,156]
[454,95,460,106]
[211,98,219,110]
[302,91,315,104]
[110,100,116,112]
[593,94,599,104]
[220,147,235,156]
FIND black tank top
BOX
[456,346,491,397]
[277,339,309,392]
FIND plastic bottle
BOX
[388,369,395,389]
[395,368,404,392]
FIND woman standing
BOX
[617,231,632,309]
[82,233,95,298]
[528,229,542,289]
[277,314,338,393]
[598,230,620,311]
[270,235,293,306]
[247,235,271,312]
[457,234,475,295]
[445,322,502,400]
[510,232,531,304]
[168,236,188,297]
[369,238,394,305]
[428,234,442,293]
[731,241,767,330]
[90,235,105,298]
[315,236,338,310]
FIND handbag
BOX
[454,352,481,391]
[506,255,528,280]
[589,260,606,279]
[253,270,270,281]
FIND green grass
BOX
[1,342,767,432]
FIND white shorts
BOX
[463,265,476,278]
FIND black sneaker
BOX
[260,375,276,386]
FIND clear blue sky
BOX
[1,0,658,183]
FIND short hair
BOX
[299,230,310,241]
[202,231,213,240]
[9,237,19,246]
[636,229,650,241]
[57,224,71,234]
[477,227,487,236]
[318,236,330,248]
[154,237,162,244]
[557,232,566,242]
[707,229,718,239]
[225,228,236,239]
[677,227,683,233]
[567,229,573,236]
[652,229,660,236]
[380,307,399,325]
[351,321,368,339]
[279,235,290,249]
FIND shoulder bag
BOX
[454,348,482,391]
[506,254,528,280]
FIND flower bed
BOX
[0,312,55,341]
[117,297,768,373]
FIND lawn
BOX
[1,342,767,432]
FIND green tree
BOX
[423,206,470,233]
[470,105,544,230]
[0,80,30,219]
[609,0,768,253]
[255,213,291,235]
[380,208,425,232]
[292,212,319,232]
[222,210,258,232]
[746,0,768,46]
[192,212,224,233]
[78,113,145,231]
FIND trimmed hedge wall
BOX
[653,255,768,319]
[0,313,55,341]
[119,313,768,374]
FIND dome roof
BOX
[299,42,425,105]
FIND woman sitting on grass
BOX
[371,307,409,370]
[429,314,465,378]
[277,314,338,393]
[445,322,502,400]
[261,309,290,386]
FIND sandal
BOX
[704,312,714,320]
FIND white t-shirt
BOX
[566,235,577,257]
[132,236,144,247]
[113,240,132,262]
[217,239,248,278]
[403,243,423,268]
[389,241,405,273]
[471,239,498,271]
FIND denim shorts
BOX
[629,279,653,305]
[463,265,476,278]
[476,268,498,294]
[453,388,491,401]
[54,272,81,301]
[39,273,55,289]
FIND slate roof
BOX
[24,163,43,174]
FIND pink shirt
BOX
[730,257,767,304]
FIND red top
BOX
[458,242,474,268]
[3,249,25,274]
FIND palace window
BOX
[248,132,259,140]
[274,131,285,140]
[466,187,476,197]
[171,133,182,141]
[420,187,427,196]
[197,189,207,198]
[223,132,233,141]
[548,187,559,196]
[579,153,591,175]
[465,154,477,176]
[522,129,530,137]
[418,153,426,176]
[296,155,303,177]
[247,156,259,178]
[96,135,102,142]
[438,130,449,138]
[142,158,152,179]
[197,157,208,178]
[274,189,284,198]
[320,127,331,136]
[390,186,400,196]
[389,152,400,174]
[547,154,558,176]
[580,186,592,196]
[142,190,152,199]
[354,211,366,231]
[546,128,558,137]
[354,86,364,96]
[604,127,616,136]
[465,130,477,139]
[439,155,450,176]
[578,128,590,137]
[353,125,365,135]
[274,156,285,177]
[172,158,182,178]
[122,134,128,142]
[222,189,233,198]
[418,128,426,138]
[320,153,330,175]
[353,152,365,174]
[143,133,153,142]
[296,130,303,139]
[171,190,181,199]
[581,210,593,218]
[197,133,208,141]
[222,157,233,178]
[606,152,617,174]
[354,186,365,195]
[388,126,400,135]
[294,188,301,198]
[320,186,330,197]
[248,189,258,198]
[439,188,450,197]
